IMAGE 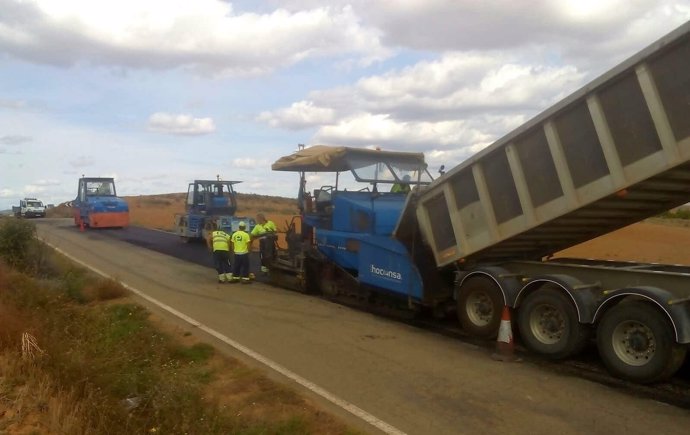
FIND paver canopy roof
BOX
[272,145,426,173]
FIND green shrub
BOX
[658,208,690,220]
[60,268,88,303]
[0,219,38,271]
[170,342,215,363]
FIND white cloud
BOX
[231,157,270,169]
[0,98,27,109]
[147,112,216,135]
[259,50,583,160]
[270,1,690,67]
[0,135,32,145]
[256,101,335,129]
[261,52,585,128]
[352,54,585,118]
[24,184,48,194]
[32,178,61,186]
[69,156,95,167]
[0,188,15,198]
[313,113,516,157]
[1,0,688,210]
[0,0,390,75]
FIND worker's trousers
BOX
[213,249,232,281]
[232,253,250,281]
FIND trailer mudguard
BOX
[593,287,690,344]
[456,267,523,306]
[515,274,599,323]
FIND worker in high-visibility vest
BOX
[251,213,277,235]
[230,221,252,284]
[390,174,412,193]
[251,213,277,273]
[206,224,232,283]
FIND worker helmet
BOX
[239,221,246,228]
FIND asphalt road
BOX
[36,219,690,435]
[91,224,266,276]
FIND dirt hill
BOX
[48,192,299,232]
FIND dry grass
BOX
[0,352,91,435]
[0,248,357,435]
[81,278,128,301]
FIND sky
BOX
[1,0,689,210]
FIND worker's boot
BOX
[224,273,233,283]
[217,274,226,283]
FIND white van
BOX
[14,198,46,218]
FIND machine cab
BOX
[78,178,117,202]
[273,145,433,235]
[185,180,239,215]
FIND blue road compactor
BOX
[174,179,254,243]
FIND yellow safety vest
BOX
[212,230,230,251]
[231,230,251,254]
[251,220,277,236]
[391,183,410,193]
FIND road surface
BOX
[36,219,690,435]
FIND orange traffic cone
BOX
[491,306,519,362]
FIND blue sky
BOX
[1,0,689,210]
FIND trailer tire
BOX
[597,302,686,384]
[457,277,503,339]
[518,288,589,360]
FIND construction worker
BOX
[252,213,277,235]
[207,224,232,283]
[391,174,412,193]
[230,221,252,284]
[251,213,277,273]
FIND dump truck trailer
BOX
[404,21,690,383]
[269,22,690,384]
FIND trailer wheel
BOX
[597,302,686,383]
[457,277,503,338]
[518,288,589,360]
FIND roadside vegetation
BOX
[0,217,355,434]
[658,207,690,220]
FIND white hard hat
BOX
[239,221,246,227]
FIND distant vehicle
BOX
[13,197,46,218]
[174,179,254,242]
[73,177,129,229]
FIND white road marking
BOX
[41,239,407,435]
